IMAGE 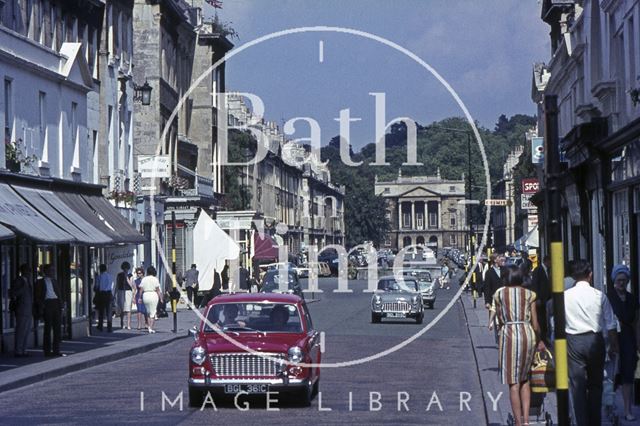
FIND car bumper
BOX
[371,309,422,318]
[421,294,436,302]
[188,377,310,394]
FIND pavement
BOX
[459,289,557,425]
[459,284,639,426]
[0,306,199,393]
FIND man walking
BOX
[95,264,114,332]
[34,264,63,357]
[530,255,551,339]
[184,264,199,308]
[564,260,618,426]
[484,253,505,343]
[10,264,33,357]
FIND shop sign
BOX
[138,155,170,178]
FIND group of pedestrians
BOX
[94,262,163,333]
[482,254,638,425]
[10,264,65,358]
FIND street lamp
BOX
[431,126,474,253]
[133,80,153,106]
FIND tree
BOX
[222,129,254,210]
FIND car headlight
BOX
[373,295,382,307]
[412,296,419,306]
[190,346,206,365]
[288,346,304,363]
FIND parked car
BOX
[401,269,436,309]
[188,293,321,406]
[260,270,304,299]
[371,276,424,324]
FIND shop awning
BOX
[11,185,113,245]
[253,232,279,260]
[514,226,539,251]
[0,183,75,243]
[81,195,145,244]
[56,192,145,244]
[0,223,14,241]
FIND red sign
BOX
[522,178,539,194]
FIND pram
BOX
[603,354,620,425]
[506,392,554,425]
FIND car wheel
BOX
[416,313,424,324]
[371,312,381,323]
[189,387,204,408]
[429,302,434,309]
[297,380,314,407]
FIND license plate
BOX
[223,384,269,394]
[385,312,406,318]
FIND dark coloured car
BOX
[188,293,321,407]
[260,269,304,299]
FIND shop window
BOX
[612,189,630,265]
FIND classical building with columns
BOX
[375,171,467,251]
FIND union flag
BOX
[205,0,223,8]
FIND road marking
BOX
[320,331,326,353]
[319,40,324,63]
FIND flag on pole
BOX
[205,0,223,8]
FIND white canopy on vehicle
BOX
[193,211,240,291]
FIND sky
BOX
[203,0,550,150]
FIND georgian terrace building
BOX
[375,171,467,251]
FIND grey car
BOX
[402,269,436,309]
[371,276,424,324]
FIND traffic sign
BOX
[522,178,539,194]
[484,199,508,206]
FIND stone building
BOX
[132,0,232,275]
[533,0,640,291]
[375,171,467,250]
[0,0,143,351]
[224,93,345,258]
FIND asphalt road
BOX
[0,277,487,425]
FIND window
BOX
[449,186,455,192]
[402,213,411,228]
[4,78,12,144]
[429,213,438,228]
[450,235,456,245]
[39,91,46,146]
[612,189,630,265]
[383,187,390,194]
[450,214,456,227]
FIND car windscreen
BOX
[418,281,433,291]
[380,278,418,292]
[404,271,432,282]
[261,271,297,292]
[204,302,303,333]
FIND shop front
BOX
[0,172,145,354]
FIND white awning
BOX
[0,183,74,243]
[11,185,112,245]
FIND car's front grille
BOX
[210,353,286,377]
[382,301,411,312]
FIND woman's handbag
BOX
[530,348,555,393]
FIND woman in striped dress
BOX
[489,265,543,426]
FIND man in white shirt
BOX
[564,260,618,426]
[94,264,114,332]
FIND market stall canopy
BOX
[0,183,75,243]
[0,223,14,240]
[253,232,279,260]
[193,211,240,292]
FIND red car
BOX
[188,293,321,407]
